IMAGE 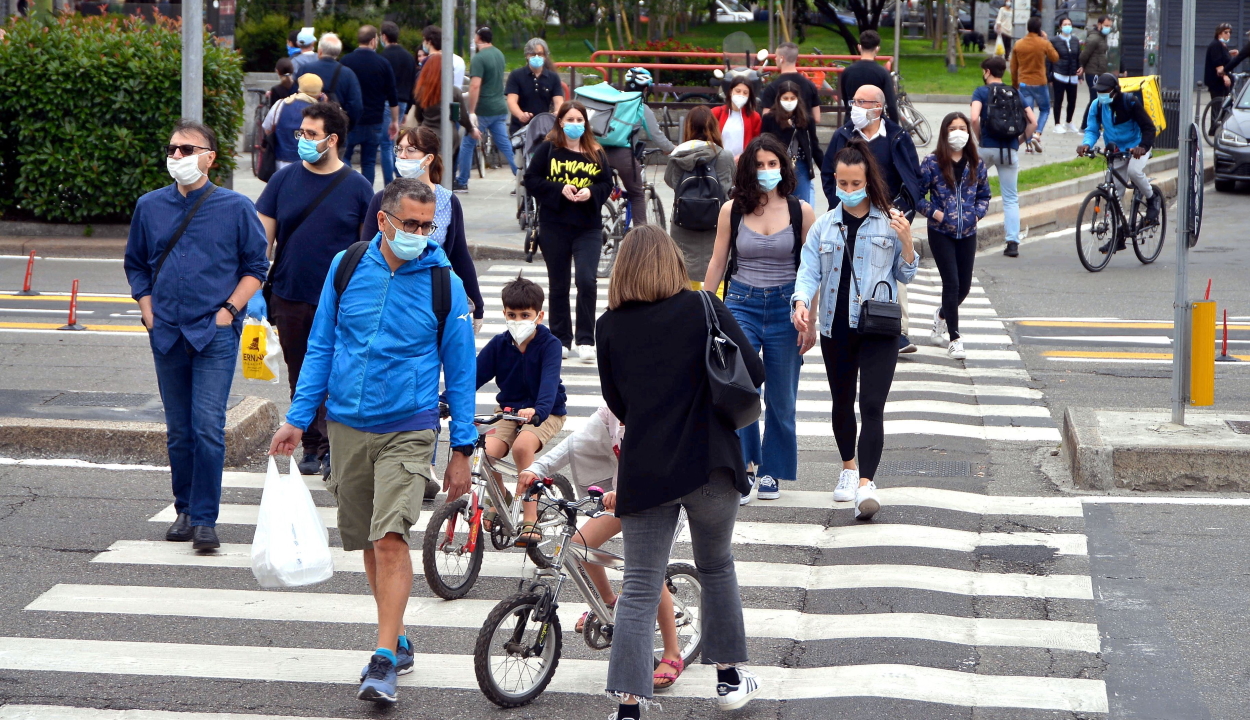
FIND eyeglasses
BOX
[850,99,883,108]
[293,129,327,140]
[385,211,438,235]
[164,144,211,157]
[393,145,422,157]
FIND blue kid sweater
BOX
[476,324,568,425]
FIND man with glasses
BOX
[270,178,476,707]
[257,102,375,476]
[505,37,565,134]
[124,120,269,551]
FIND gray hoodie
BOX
[664,140,735,279]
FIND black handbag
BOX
[698,290,761,429]
[844,243,903,337]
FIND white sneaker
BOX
[833,468,858,502]
[561,345,569,360]
[716,667,762,710]
[739,471,756,506]
[854,481,881,521]
[1065,122,1079,133]
[948,338,966,360]
[929,307,947,346]
[1052,123,1067,134]
[577,344,595,363]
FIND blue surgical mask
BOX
[563,122,585,140]
[1061,25,1072,35]
[1221,38,1229,44]
[1096,92,1113,105]
[1101,26,1111,35]
[395,156,428,179]
[837,187,868,207]
[529,55,545,69]
[384,217,434,261]
[298,137,327,163]
[757,168,782,191]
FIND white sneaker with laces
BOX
[854,481,881,521]
[929,307,947,346]
[833,469,858,502]
[561,345,569,360]
[578,344,595,363]
[948,338,966,360]
[716,667,762,710]
[1053,124,1067,134]
[1065,122,1079,133]
[739,471,757,506]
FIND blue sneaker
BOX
[357,654,398,704]
[360,641,414,680]
[756,475,780,500]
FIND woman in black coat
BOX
[1049,18,1083,133]
[596,225,766,719]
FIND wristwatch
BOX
[222,302,240,319]
[451,444,474,457]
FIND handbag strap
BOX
[271,166,353,281]
[153,184,217,279]
[840,225,895,303]
[698,289,721,335]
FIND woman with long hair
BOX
[406,53,473,140]
[792,140,917,521]
[710,78,761,161]
[597,224,765,720]
[522,101,613,363]
[917,112,990,360]
[664,105,735,287]
[760,80,822,205]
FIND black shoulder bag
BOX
[698,290,761,429]
[263,166,354,305]
[843,235,902,337]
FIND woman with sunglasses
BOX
[360,126,485,333]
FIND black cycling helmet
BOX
[1092,73,1119,93]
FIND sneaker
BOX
[561,345,569,360]
[1053,123,1067,134]
[948,338,966,360]
[739,470,757,506]
[898,334,917,354]
[297,454,321,475]
[360,642,415,681]
[1030,137,1043,154]
[833,468,858,502]
[1064,122,1079,133]
[716,667,763,710]
[1004,241,1019,257]
[357,654,398,704]
[1145,193,1161,225]
[578,344,596,363]
[929,307,947,346]
[756,475,780,500]
[854,481,881,521]
[1098,239,1127,254]
[452,182,469,193]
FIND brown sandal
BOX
[653,657,685,689]
[513,522,542,547]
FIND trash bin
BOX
[1155,89,1180,150]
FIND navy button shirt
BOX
[124,182,270,354]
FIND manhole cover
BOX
[877,460,971,477]
[42,392,157,408]
[1227,420,1250,435]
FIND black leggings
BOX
[539,224,601,347]
[927,229,977,340]
[1080,73,1097,130]
[1052,80,1079,124]
[821,325,898,481]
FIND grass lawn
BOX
[987,150,1174,196]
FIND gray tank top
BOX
[732,218,797,288]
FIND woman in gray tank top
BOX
[702,135,815,504]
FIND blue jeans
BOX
[982,148,1019,244]
[794,159,815,206]
[455,112,517,185]
[150,325,240,527]
[724,280,801,481]
[376,104,402,185]
[345,122,384,186]
[1019,83,1051,136]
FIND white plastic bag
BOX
[251,456,334,588]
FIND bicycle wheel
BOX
[900,100,932,147]
[525,473,577,568]
[658,562,703,669]
[421,498,485,600]
[1201,100,1219,147]
[648,187,667,231]
[598,203,621,279]
[474,592,561,708]
[1132,184,1167,264]
[1074,188,1119,272]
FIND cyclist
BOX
[1077,73,1160,251]
[602,67,674,227]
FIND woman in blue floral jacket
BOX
[916,111,991,360]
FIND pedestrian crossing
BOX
[1008,316,1250,364]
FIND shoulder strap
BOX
[273,166,354,278]
[333,240,371,298]
[327,62,343,95]
[432,265,451,347]
[154,185,217,279]
[698,289,721,334]
[724,205,744,287]
[787,195,803,268]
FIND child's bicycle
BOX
[422,409,576,600]
[1073,145,1168,272]
[473,483,703,708]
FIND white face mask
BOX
[780,99,798,112]
[850,105,876,130]
[166,153,205,185]
[395,156,428,179]
[731,94,748,109]
[506,319,537,345]
[948,130,970,151]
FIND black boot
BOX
[191,525,220,551]
[165,513,192,541]
[1145,192,1161,225]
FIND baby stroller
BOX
[515,111,557,262]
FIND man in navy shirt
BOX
[257,102,375,475]
[124,119,269,551]
[341,25,400,185]
[296,33,363,131]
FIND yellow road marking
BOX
[0,321,147,333]
[0,294,134,304]
[1042,350,1250,360]
[1017,320,1249,330]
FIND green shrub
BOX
[236,12,292,75]
[0,14,244,223]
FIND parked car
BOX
[717,0,753,23]
[1056,0,1087,33]
[1214,79,1250,192]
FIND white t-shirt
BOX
[722,110,746,157]
[452,54,466,89]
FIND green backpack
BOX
[573,83,646,148]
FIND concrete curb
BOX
[0,220,129,239]
[907,93,974,104]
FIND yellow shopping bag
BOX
[241,317,281,383]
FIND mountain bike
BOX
[422,410,576,600]
[1074,146,1167,272]
[599,147,666,278]
[892,71,932,147]
[474,484,702,708]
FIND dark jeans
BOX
[150,325,239,527]
[821,323,898,481]
[927,229,977,340]
[605,146,646,226]
[270,294,329,458]
[1080,73,1097,130]
[606,470,748,699]
[1052,80,1079,124]
[539,224,600,347]
[345,122,384,186]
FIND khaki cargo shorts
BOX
[484,407,566,451]
[326,420,436,552]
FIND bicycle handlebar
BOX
[474,412,530,426]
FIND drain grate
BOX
[877,460,971,477]
[1227,420,1250,435]
[42,392,157,408]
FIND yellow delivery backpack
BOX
[1118,75,1166,133]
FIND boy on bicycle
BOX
[474,275,567,545]
[1077,73,1161,251]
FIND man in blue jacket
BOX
[269,178,475,707]
[296,32,364,130]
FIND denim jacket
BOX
[792,204,918,334]
[916,154,991,239]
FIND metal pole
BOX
[439,0,454,190]
[1143,0,1160,74]
[181,0,204,122]
[893,0,902,73]
[469,0,477,61]
[1170,0,1197,424]
[303,0,312,27]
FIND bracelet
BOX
[222,302,239,318]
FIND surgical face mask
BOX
[850,105,876,130]
[836,186,868,207]
[780,98,798,112]
[948,129,969,151]
[384,216,431,261]
[1061,25,1072,35]
[757,168,782,191]
[1101,26,1111,35]
[395,156,428,179]
[506,319,537,345]
[1096,92,1113,105]
[298,136,328,163]
[166,153,205,185]
[528,55,544,69]
[731,93,748,109]
[563,121,585,140]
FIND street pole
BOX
[439,0,454,190]
[1143,0,1160,74]
[181,0,203,122]
[469,0,477,61]
[768,0,775,58]
[303,0,312,27]
[1170,0,1197,424]
[893,0,902,73]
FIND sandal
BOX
[575,598,617,633]
[513,521,542,548]
[653,657,684,690]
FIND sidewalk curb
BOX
[908,93,973,104]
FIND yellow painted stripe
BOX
[0,294,135,304]
[1017,320,1249,331]
[1043,350,1250,361]
[0,322,147,333]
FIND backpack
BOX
[323,63,355,131]
[982,84,1027,142]
[672,159,726,232]
[1119,75,1167,132]
[333,241,452,346]
[573,83,647,148]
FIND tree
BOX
[806,0,893,54]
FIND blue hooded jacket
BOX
[286,233,477,448]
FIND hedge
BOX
[0,14,244,224]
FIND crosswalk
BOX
[1009,316,1250,364]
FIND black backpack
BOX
[333,241,452,345]
[672,159,725,232]
[982,84,1027,142]
[323,63,355,132]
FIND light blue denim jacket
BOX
[791,203,918,334]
